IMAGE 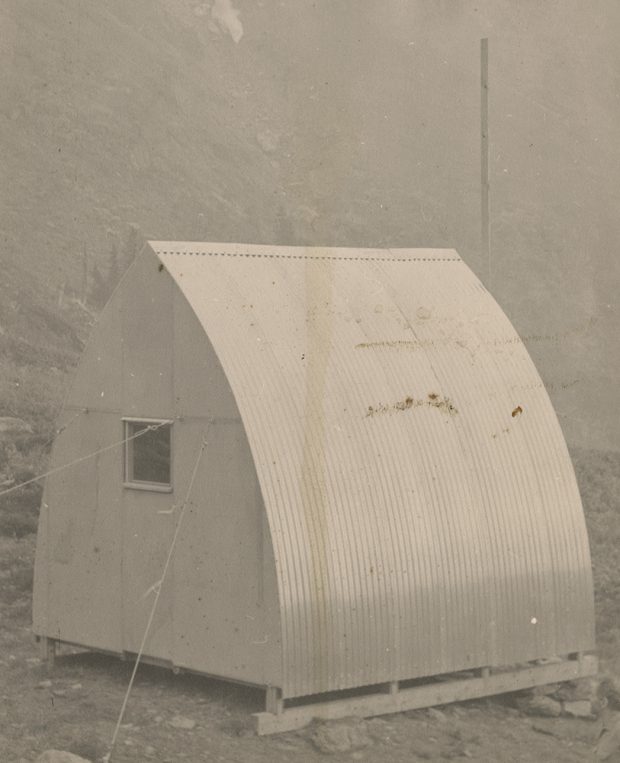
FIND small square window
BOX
[124,419,172,491]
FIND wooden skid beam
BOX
[254,655,598,735]
[266,686,283,715]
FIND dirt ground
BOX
[3,445,620,763]
[0,539,606,763]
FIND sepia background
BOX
[0,2,619,760]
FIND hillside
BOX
[1,0,619,452]
[1,0,283,283]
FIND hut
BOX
[33,241,596,733]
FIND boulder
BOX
[563,700,596,719]
[211,0,244,43]
[555,677,598,702]
[310,718,372,755]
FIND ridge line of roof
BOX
[155,250,461,263]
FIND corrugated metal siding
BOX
[151,241,595,699]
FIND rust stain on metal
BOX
[366,392,458,418]
[355,339,434,351]
[491,428,511,439]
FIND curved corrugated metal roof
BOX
[150,241,594,699]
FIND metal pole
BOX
[82,244,89,305]
[481,38,490,287]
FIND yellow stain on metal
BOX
[300,255,333,692]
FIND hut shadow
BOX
[54,649,263,715]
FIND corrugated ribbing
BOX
[151,242,594,699]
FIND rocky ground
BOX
[1,538,619,762]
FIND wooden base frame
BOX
[33,637,597,736]
[253,654,598,735]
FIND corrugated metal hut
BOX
[33,242,596,732]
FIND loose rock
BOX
[596,714,620,761]
[555,677,598,702]
[256,130,279,154]
[310,718,372,754]
[599,676,620,710]
[563,700,595,719]
[532,717,600,745]
[169,715,196,730]
[531,683,561,697]
[36,752,92,763]
[410,739,440,759]
[517,694,562,717]
[427,707,449,723]
[211,0,244,43]
[532,719,562,739]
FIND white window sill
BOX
[123,481,173,493]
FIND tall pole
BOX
[481,38,490,287]
[81,244,89,305]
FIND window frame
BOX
[122,416,174,493]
